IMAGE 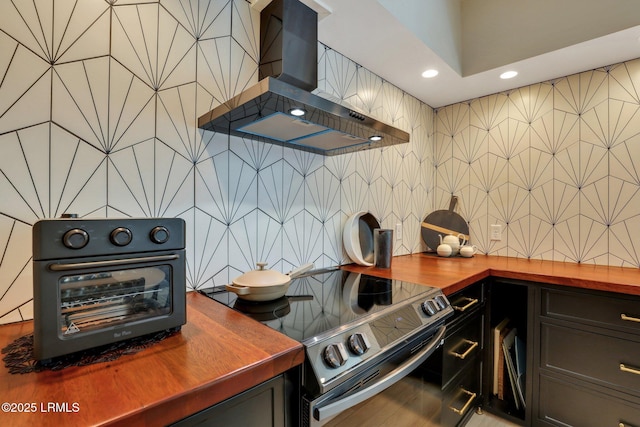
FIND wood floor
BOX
[466,412,520,427]
[323,373,519,427]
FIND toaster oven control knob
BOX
[348,332,371,355]
[62,228,89,249]
[150,226,170,244]
[110,227,132,246]
[323,343,349,368]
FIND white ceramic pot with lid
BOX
[439,233,467,255]
[226,262,314,301]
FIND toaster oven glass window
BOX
[58,266,172,336]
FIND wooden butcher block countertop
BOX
[342,253,640,297]
[0,292,304,427]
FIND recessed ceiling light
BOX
[369,135,383,142]
[500,71,518,79]
[421,69,439,78]
[289,107,306,117]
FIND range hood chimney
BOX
[197,0,409,156]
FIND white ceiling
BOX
[308,0,640,108]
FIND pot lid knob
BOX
[233,262,291,287]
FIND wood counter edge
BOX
[105,293,307,426]
[107,345,305,427]
[0,293,305,427]
[342,253,640,297]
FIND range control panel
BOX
[304,289,452,393]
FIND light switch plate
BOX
[395,223,402,240]
[490,224,502,241]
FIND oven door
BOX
[33,251,186,360]
[304,325,446,427]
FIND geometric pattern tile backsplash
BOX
[0,0,434,324]
[435,62,640,266]
[0,1,639,325]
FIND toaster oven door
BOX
[58,265,172,336]
[33,251,186,361]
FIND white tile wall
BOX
[0,0,432,324]
[435,62,640,266]
[2,0,638,325]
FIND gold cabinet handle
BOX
[620,422,637,427]
[620,363,640,376]
[452,297,478,312]
[448,388,476,415]
[449,339,479,360]
[621,313,640,323]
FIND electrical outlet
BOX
[490,224,502,241]
[395,223,403,241]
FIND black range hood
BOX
[197,0,409,156]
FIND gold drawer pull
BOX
[621,313,640,323]
[620,422,637,427]
[452,297,478,312]
[620,363,640,376]
[450,339,479,360]
[448,388,476,415]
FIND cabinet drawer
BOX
[448,281,484,324]
[541,287,640,335]
[442,363,480,427]
[541,322,640,396]
[173,375,285,427]
[538,374,640,427]
[443,313,482,387]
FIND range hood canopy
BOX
[197,0,409,156]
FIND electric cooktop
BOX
[199,267,446,343]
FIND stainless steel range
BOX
[201,267,453,426]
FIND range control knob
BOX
[150,226,170,244]
[348,332,371,355]
[110,227,133,246]
[421,299,438,316]
[323,343,349,368]
[62,228,89,249]
[435,295,448,310]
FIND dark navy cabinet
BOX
[172,375,287,427]
[535,286,640,426]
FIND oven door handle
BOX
[314,325,446,422]
[48,254,180,271]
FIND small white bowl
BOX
[343,211,380,266]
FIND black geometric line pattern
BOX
[0,35,51,134]
[112,4,197,90]
[0,215,33,323]
[3,0,640,324]
[435,58,640,266]
[323,47,358,102]
[354,65,384,117]
[342,169,369,216]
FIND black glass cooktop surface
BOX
[199,268,435,343]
